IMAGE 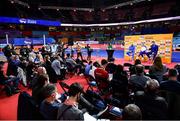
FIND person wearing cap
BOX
[57,82,84,120]
[40,84,61,120]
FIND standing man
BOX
[147,41,159,60]
[86,44,93,61]
[76,43,83,61]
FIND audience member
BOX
[89,61,101,78]
[105,58,117,74]
[101,59,108,69]
[129,64,151,91]
[31,66,48,88]
[0,64,20,94]
[32,74,49,104]
[111,64,128,98]
[149,56,167,82]
[122,104,142,120]
[40,84,61,120]
[135,79,168,119]
[129,59,141,75]
[160,69,180,94]
[51,56,61,78]
[43,55,57,83]
[57,82,84,120]
[84,61,92,76]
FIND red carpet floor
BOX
[0,57,177,120]
[0,75,88,120]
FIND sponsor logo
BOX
[27,19,36,24]
[19,18,27,23]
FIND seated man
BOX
[129,64,151,91]
[122,104,142,120]
[138,42,148,58]
[147,41,159,60]
[57,82,84,120]
[126,44,135,61]
[40,84,61,120]
[160,69,180,94]
[66,53,82,74]
[105,58,117,74]
[135,79,168,120]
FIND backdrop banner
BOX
[124,34,173,63]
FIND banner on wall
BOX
[124,34,173,63]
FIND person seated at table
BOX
[127,44,135,61]
[146,41,159,60]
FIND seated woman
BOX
[149,56,167,82]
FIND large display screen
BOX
[124,34,173,63]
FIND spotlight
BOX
[11,0,14,4]
[130,3,133,5]
[57,9,59,11]
[115,6,118,9]
[74,9,76,12]
[102,9,105,12]
[28,6,30,9]
[38,7,41,10]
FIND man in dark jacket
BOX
[129,64,151,91]
[160,68,180,94]
[135,79,168,120]
[57,82,84,120]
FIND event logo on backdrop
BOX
[124,34,173,63]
